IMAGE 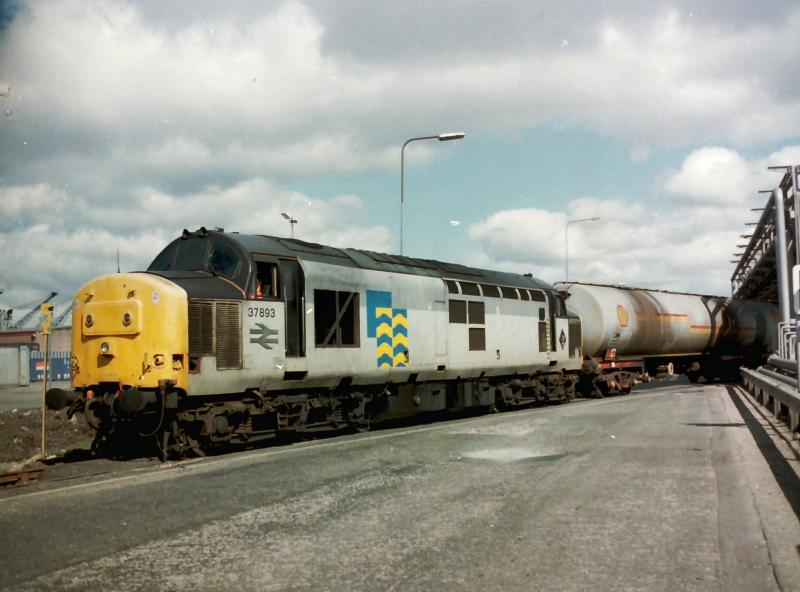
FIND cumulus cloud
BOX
[2,1,800,308]
[469,200,744,295]
[0,184,64,230]
[467,147,798,296]
[665,147,753,204]
[0,179,391,308]
[665,145,800,205]
[467,208,567,265]
[2,1,800,189]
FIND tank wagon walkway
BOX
[2,381,800,591]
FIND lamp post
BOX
[281,212,297,238]
[400,132,465,255]
[565,217,600,281]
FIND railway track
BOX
[0,466,45,487]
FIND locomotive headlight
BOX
[100,341,112,355]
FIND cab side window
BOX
[255,262,279,299]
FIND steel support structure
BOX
[733,166,800,435]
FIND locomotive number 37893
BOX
[248,306,277,318]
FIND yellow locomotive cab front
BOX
[71,272,189,393]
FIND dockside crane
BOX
[54,303,73,327]
[0,284,8,330]
[11,291,58,329]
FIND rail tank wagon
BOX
[48,228,582,457]
[555,282,779,392]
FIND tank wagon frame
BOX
[49,228,582,457]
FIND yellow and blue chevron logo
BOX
[392,309,408,367]
[367,290,409,368]
[375,306,393,367]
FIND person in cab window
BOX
[256,276,269,299]
[254,262,276,299]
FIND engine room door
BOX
[544,292,557,352]
[280,259,306,358]
[434,283,448,364]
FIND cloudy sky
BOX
[1,0,799,315]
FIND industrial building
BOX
[0,294,72,386]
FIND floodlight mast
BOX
[565,217,601,281]
[400,132,466,255]
[281,212,297,238]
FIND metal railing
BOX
[741,367,800,434]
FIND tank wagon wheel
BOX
[593,381,608,399]
[685,362,702,384]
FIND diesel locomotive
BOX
[46,228,778,457]
[47,228,583,456]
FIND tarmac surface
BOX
[1,380,799,591]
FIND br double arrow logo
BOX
[250,323,279,349]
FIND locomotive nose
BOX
[71,272,189,393]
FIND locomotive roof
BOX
[220,229,553,291]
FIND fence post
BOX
[18,345,30,386]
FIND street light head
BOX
[437,132,465,142]
[281,212,291,220]
[568,216,601,225]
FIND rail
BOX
[0,466,45,487]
